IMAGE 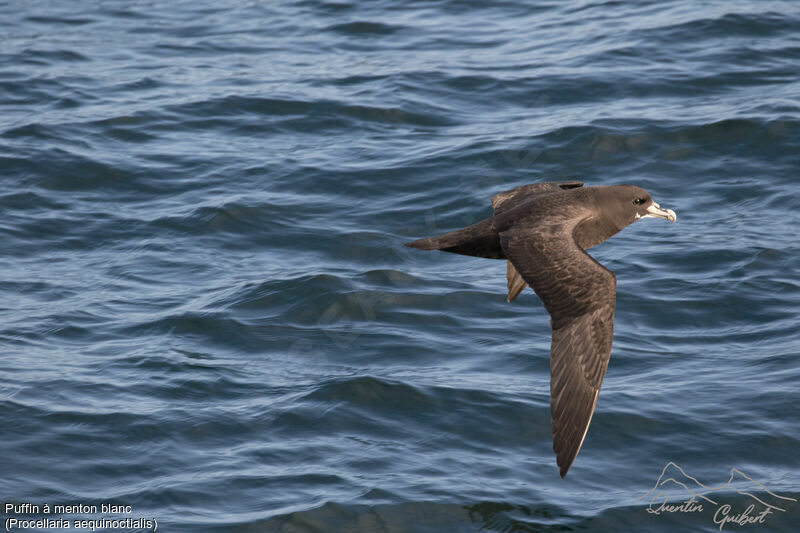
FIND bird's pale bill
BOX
[642,202,677,223]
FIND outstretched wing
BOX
[491,180,583,215]
[499,213,616,478]
[492,181,583,303]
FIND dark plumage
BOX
[405,181,676,477]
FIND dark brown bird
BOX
[405,181,676,477]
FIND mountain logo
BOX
[639,462,796,531]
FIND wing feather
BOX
[506,261,527,302]
[500,213,615,477]
[491,180,583,215]
[493,181,583,302]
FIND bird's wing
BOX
[499,214,616,478]
[490,180,583,215]
[492,181,584,303]
[506,260,527,302]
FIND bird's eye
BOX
[633,197,647,205]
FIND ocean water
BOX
[1,0,799,531]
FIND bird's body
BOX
[405,181,676,477]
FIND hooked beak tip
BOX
[644,202,677,223]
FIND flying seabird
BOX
[405,181,676,477]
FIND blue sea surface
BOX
[1,0,799,531]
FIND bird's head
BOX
[602,185,677,228]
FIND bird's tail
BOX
[404,217,504,259]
